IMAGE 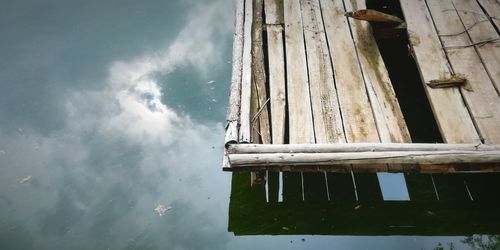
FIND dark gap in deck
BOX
[367,0,443,143]
[262,26,272,141]
[281,26,290,144]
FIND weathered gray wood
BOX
[452,0,500,95]
[264,0,283,24]
[428,0,500,144]
[320,0,379,143]
[301,0,344,143]
[225,0,245,145]
[400,0,480,143]
[284,0,314,144]
[266,24,286,144]
[344,0,411,143]
[227,143,500,154]
[224,163,500,173]
[477,0,500,31]
[251,74,261,143]
[225,122,239,145]
[239,0,253,143]
[228,151,500,166]
[252,0,271,144]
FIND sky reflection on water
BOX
[0,0,495,249]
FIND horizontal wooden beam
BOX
[223,164,500,173]
[227,143,500,154]
[228,151,500,167]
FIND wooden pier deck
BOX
[223,0,500,173]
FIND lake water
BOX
[0,0,498,249]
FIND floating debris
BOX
[19,176,32,184]
[154,204,172,217]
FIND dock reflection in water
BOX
[229,172,500,236]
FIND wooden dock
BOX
[224,0,500,173]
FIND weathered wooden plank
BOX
[225,0,246,145]
[428,0,500,144]
[477,0,500,31]
[224,163,500,173]
[400,0,480,143]
[452,0,500,95]
[239,0,253,143]
[252,0,271,144]
[267,25,286,144]
[264,0,284,24]
[228,151,500,166]
[250,75,261,143]
[284,0,314,144]
[344,0,411,144]
[320,0,379,143]
[265,0,286,144]
[301,0,345,143]
[227,143,500,154]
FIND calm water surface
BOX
[0,0,497,249]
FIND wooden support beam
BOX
[227,143,500,154]
[227,150,500,167]
[224,163,500,173]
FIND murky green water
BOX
[0,0,498,249]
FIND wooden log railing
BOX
[224,143,500,173]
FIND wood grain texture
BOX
[265,0,286,144]
[321,0,379,143]
[477,0,500,31]
[344,0,411,143]
[225,0,245,144]
[228,151,500,166]
[302,0,345,143]
[224,163,500,173]
[452,0,500,95]
[252,0,271,144]
[264,0,284,24]
[239,0,253,143]
[266,26,286,144]
[400,0,480,143]
[227,143,500,154]
[284,0,315,144]
[428,0,500,143]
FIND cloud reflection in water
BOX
[0,0,231,249]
